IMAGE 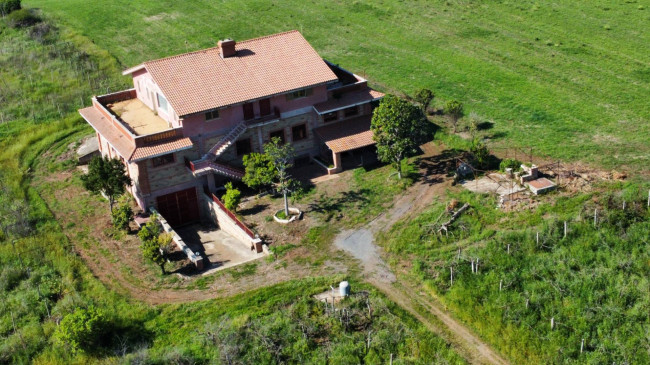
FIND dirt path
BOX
[334,146,510,365]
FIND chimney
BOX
[218,38,236,58]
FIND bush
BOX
[111,195,133,231]
[0,0,20,16]
[53,306,107,354]
[222,182,241,212]
[499,158,522,172]
[6,8,39,28]
[470,137,490,168]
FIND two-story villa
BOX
[80,30,383,227]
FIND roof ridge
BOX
[141,30,300,67]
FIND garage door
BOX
[156,187,200,227]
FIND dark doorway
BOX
[243,102,254,120]
[156,187,200,227]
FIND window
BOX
[259,98,271,116]
[236,139,252,156]
[343,106,358,117]
[269,129,285,144]
[323,111,338,123]
[156,93,169,112]
[286,88,312,101]
[205,109,220,121]
[292,124,307,141]
[152,153,174,167]
[243,102,254,120]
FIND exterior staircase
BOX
[186,120,248,180]
[203,120,248,160]
[186,158,245,180]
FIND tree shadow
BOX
[417,148,466,185]
[238,203,270,216]
[476,121,494,130]
[307,188,371,221]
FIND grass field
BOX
[25,0,650,173]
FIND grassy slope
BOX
[25,0,650,173]
[378,186,650,364]
[0,17,463,363]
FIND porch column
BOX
[207,173,217,193]
[331,150,342,174]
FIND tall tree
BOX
[81,156,131,214]
[263,137,296,217]
[371,95,429,179]
[444,100,464,133]
[414,88,435,114]
[242,152,275,192]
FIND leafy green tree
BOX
[242,152,275,192]
[444,100,464,133]
[222,182,242,212]
[53,306,107,354]
[81,156,131,214]
[414,88,434,114]
[264,137,296,217]
[370,94,429,179]
[111,195,133,231]
[470,137,490,169]
[138,216,166,274]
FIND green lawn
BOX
[25,0,650,173]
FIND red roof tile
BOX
[314,89,384,114]
[131,137,194,161]
[79,107,193,162]
[79,107,135,159]
[314,116,375,153]
[131,30,338,117]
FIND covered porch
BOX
[314,117,377,174]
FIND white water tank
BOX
[339,281,350,297]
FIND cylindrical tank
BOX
[339,281,350,297]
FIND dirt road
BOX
[334,151,510,365]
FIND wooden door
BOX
[156,188,200,227]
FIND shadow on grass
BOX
[416,148,466,185]
[307,188,371,222]
[239,203,270,216]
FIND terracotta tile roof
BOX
[79,107,135,159]
[314,89,384,114]
[131,137,194,161]
[79,107,193,162]
[314,116,375,153]
[133,30,338,117]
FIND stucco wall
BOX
[132,69,179,128]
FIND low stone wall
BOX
[202,192,264,253]
[149,208,204,270]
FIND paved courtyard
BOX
[176,224,263,274]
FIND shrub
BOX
[222,182,241,212]
[111,195,133,231]
[470,137,490,169]
[6,8,39,28]
[53,306,107,354]
[137,215,161,243]
[0,0,20,16]
[499,158,522,172]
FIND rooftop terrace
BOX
[107,98,170,136]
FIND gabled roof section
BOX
[125,30,338,117]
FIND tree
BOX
[370,95,429,179]
[242,152,275,192]
[138,216,166,274]
[414,88,434,114]
[444,100,464,133]
[0,0,21,17]
[264,137,297,217]
[111,195,133,231]
[81,156,131,214]
[54,306,107,354]
[222,182,241,212]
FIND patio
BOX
[176,223,264,274]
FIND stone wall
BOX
[201,192,264,253]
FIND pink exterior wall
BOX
[132,69,180,128]
[180,84,329,139]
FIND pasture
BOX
[25,0,650,173]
